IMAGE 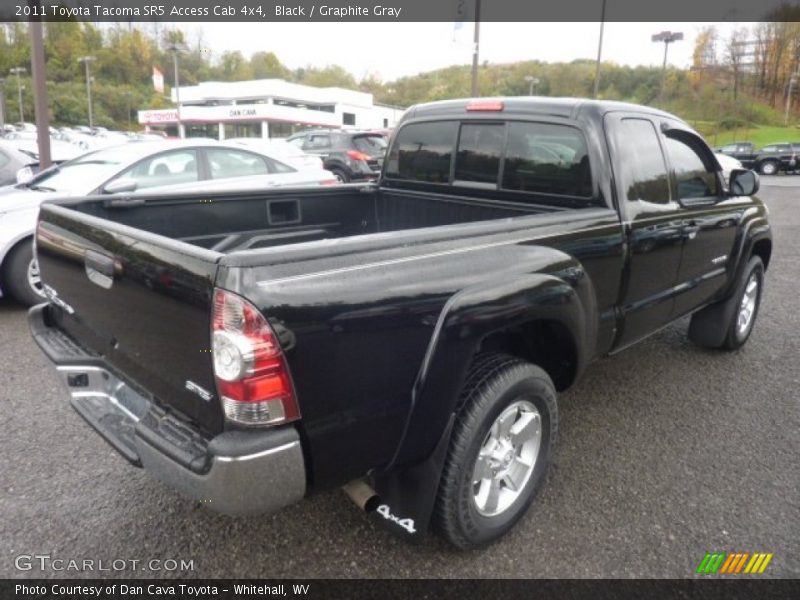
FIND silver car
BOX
[0,139,337,305]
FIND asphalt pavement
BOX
[1,178,798,579]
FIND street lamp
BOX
[78,56,96,128]
[651,31,683,106]
[0,77,5,131]
[125,90,133,130]
[9,67,26,124]
[524,76,540,96]
[166,42,188,138]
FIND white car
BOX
[715,152,744,184]
[0,139,336,305]
[229,137,324,171]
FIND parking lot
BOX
[1,179,798,579]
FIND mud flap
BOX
[369,414,455,542]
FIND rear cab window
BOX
[385,119,593,201]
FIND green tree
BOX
[250,51,289,79]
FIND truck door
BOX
[606,114,685,347]
[660,129,743,317]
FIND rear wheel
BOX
[2,240,46,306]
[434,354,558,549]
[330,168,350,183]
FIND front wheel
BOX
[759,160,778,175]
[434,354,558,549]
[689,255,764,351]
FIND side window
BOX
[287,136,305,148]
[616,119,670,204]
[663,135,718,199]
[207,148,270,179]
[502,122,592,197]
[115,149,199,191]
[0,150,10,169]
[720,144,738,153]
[305,134,331,150]
[385,121,458,183]
[454,123,504,186]
[762,146,776,153]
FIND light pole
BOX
[0,77,5,131]
[78,56,96,128]
[125,90,133,130]
[652,31,683,106]
[9,67,26,124]
[166,42,188,138]
[470,0,481,97]
[593,0,607,99]
[524,76,540,96]
[785,71,798,125]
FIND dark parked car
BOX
[287,129,387,182]
[0,142,37,186]
[715,141,756,163]
[749,142,798,175]
[30,97,771,549]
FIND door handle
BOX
[681,221,700,239]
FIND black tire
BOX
[688,255,764,351]
[434,353,558,549]
[330,168,350,183]
[2,240,46,306]
[759,160,778,176]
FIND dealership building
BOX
[137,79,403,139]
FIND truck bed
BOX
[69,185,567,254]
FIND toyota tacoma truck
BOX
[29,98,772,549]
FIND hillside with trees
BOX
[2,20,800,142]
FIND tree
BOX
[215,51,253,81]
[250,51,290,80]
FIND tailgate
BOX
[36,202,224,435]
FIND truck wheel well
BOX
[751,239,772,270]
[476,320,577,391]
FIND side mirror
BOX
[103,178,138,194]
[729,169,759,196]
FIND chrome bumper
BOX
[31,305,306,516]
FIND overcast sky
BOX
[180,21,752,82]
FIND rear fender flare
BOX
[371,269,594,540]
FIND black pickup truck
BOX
[29,98,772,549]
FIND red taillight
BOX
[347,149,371,161]
[320,179,339,186]
[466,101,504,112]
[212,288,299,426]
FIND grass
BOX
[700,125,800,149]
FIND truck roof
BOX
[402,96,683,124]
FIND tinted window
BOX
[454,123,504,186]
[502,122,592,197]
[762,145,777,152]
[343,112,356,126]
[617,119,670,204]
[352,134,387,156]
[664,136,718,199]
[305,134,331,150]
[207,148,271,179]
[720,144,738,153]
[115,150,199,191]
[386,121,457,183]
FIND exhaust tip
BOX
[342,479,380,513]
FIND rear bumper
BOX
[28,303,307,516]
